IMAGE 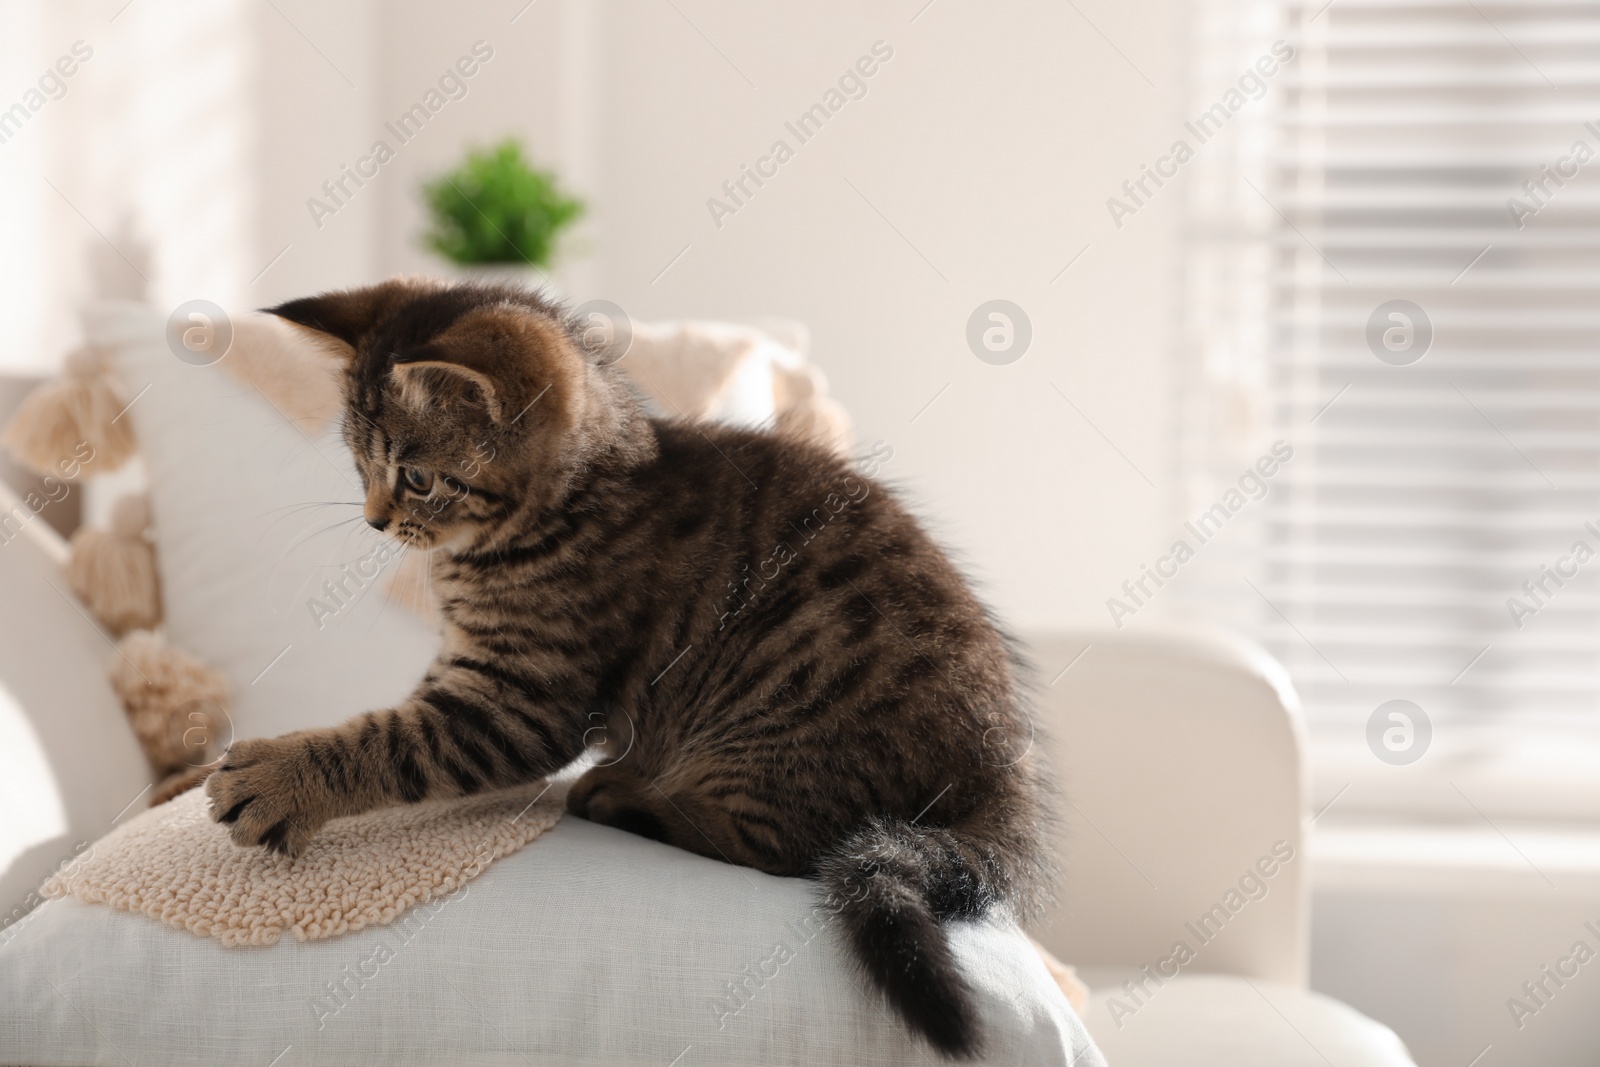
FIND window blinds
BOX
[1179,0,1600,751]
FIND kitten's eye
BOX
[400,467,434,494]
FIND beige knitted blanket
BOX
[42,782,562,947]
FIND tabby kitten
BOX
[205,280,1052,1059]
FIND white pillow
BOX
[0,816,1105,1067]
[83,301,442,742]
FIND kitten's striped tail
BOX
[815,816,1016,1060]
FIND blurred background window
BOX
[1179,0,1600,819]
[0,0,255,376]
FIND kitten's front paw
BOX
[204,737,329,857]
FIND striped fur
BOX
[204,280,1053,1058]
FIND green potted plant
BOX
[420,138,584,287]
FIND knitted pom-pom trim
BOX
[0,347,134,478]
[67,493,161,635]
[109,630,231,778]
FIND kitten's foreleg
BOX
[204,659,585,856]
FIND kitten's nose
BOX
[367,515,390,532]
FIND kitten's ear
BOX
[263,281,416,357]
[387,304,581,427]
[390,358,505,422]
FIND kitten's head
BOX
[266,279,647,553]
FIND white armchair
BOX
[1028,628,1415,1065]
[0,491,150,925]
[0,477,1413,1064]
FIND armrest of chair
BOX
[1021,625,1309,986]
[0,479,152,925]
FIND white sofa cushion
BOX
[1081,971,1414,1066]
[0,816,1105,1067]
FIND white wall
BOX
[585,0,1191,634]
[253,0,381,303]
[252,0,1191,636]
